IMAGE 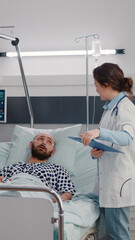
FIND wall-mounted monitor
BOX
[0,89,7,122]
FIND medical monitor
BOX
[0,89,7,122]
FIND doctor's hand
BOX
[81,129,100,146]
[91,148,104,158]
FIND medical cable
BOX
[91,95,96,126]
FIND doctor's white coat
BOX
[95,96,135,208]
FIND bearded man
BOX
[0,133,76,202]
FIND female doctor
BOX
[81,63,135,240]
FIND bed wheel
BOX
[84,233,97,240]
[80,227,98,240]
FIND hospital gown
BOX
[0,162,76,195]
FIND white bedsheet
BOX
[0,173,100,240]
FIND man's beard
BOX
[31,143,53,161]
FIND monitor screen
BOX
[0,89,7,122]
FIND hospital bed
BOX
[0,124,102,240]
[0,33,105,239]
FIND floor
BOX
[130,206,135,240]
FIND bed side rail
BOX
[0,184,64,240]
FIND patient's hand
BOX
[60,192,72,202]
[52,192,72,203]
[0,176,6,182]
[0,176,4,182]
[0,176,12,183]
[91,148,104,158]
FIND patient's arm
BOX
[52,192,72,203]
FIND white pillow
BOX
[0,142,12,170]
[7,124,82,176]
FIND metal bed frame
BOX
[0,184,98,240]
[0,184,64,240]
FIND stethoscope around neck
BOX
[111,95,127,116]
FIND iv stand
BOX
[75,34,99,131]
[0,33,34,128]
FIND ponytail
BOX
[122,77,133,96]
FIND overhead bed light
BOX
[0,33,34,128]
[0,49,125,57]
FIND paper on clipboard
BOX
[68,136,124,153]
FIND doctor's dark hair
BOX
[93,63,133,96]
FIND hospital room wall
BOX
[0,0,135,141]
[0,0,135,76]
[0,74,102,141]
[0,75,134,141]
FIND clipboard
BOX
[68,136,124,153]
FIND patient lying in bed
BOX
[0,126,101,240]
[0,132,76,202]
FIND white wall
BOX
[0,0,135,96]
[0,0,135,140]
[0,0,134,77]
